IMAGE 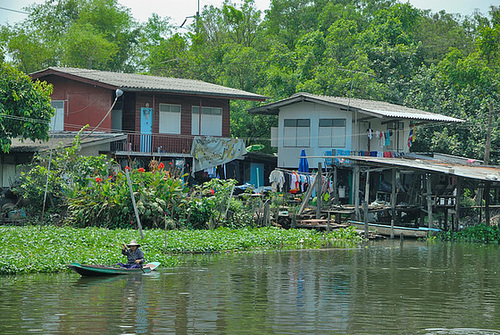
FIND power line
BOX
[0,6,29,15]
[0,113,50,124]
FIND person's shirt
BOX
[122,248,145,264]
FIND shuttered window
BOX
[283,119,310,147]
[318,119,346,147]
[159,104,181,134]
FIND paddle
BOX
[123,243,145,273]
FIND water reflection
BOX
[2,241,500,334]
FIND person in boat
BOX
[118,239,145,268]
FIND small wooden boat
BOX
[67,262,160,277]
[348,221,441,238]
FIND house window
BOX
[191,106,222,136]
[318,119,346,147]
[111,98,123,131]
[159,104,181,134]
[283,119,310,147]
[50,100,64,131]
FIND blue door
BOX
[140,107,153,152]
[249,163,264,189]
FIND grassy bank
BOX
[0,225,362,274]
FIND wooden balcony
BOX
[111,133,230,157]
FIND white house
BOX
[249,92,464,169]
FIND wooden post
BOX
[444,208,448,230]
[485,181,491,226]
[354,165,360,221]
[327,212,331,233]
[298,171,318,216]
[316,162,323,219]
[455,177,461,231]
[391,168,396,239]
[224,184,236,220]
[364,169,370,238]
[125,169,144,239]
[426,173,433,228]
[262,199,270,226]
[333,165,339,205]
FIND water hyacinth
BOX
[0,226,362,274]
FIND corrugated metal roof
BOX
[31,67,267,101]
[8,132,127,153]
[347,156,500,182]
[249,92,464,123]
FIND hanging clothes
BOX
[299,174,308,193]
[290,172,300,193]
[269,170,285,192]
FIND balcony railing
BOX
[111,133,230,156]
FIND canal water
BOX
[2,240,500,334]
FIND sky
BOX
[0,0,496,27]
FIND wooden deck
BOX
[295,218,348,230]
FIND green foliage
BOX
[16,128,113,218]
[0,225,362,274]
[61,22,119,69]
[185,178,251,229]
[1,0,140,73]
[405,49,500,162]
[439,223,500,243]
[0,62,53,153]
[66,165,189,229]
[17,137,261,230]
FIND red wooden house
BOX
[30,67,267,169]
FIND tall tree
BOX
[475,6,500,68]
[0,63,54,153]
[1,0,139,73]
[406,49,499,162]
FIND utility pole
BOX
[180,0,201,33]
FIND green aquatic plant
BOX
[438,223,500,243]
[0,225,362,274]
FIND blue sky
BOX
[0,0,496,27]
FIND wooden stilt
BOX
[485,182,491,226]
[364,170,370,238]
[327,212,331,233]
[426,173,433,228]
[455,177,461,231]
[391,168,396,239]
[354,165,360,221]
[333,165,339,205]
[316,162,323,219]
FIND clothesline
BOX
[270,168,333,195]
[274,167,320,176]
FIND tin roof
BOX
[8,132,127,153]
[249,92,464,123]
[31,67,267,101]
[347,156,500,182]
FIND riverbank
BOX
[0,225,362,274]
